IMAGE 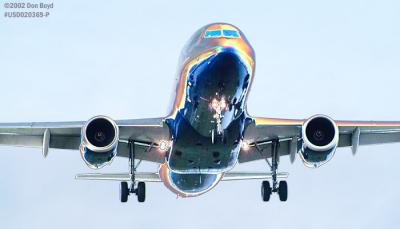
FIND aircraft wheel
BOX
[137,182,146,203]
[261,181,272,202]
[120,182,129,203]
[278,180,288,202]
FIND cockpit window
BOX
[222,29,240,38]
[204,29,240,39]
[204,30,222,38]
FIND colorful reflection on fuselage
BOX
[159,163,223,197]
[162,23,255,197]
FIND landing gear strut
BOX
[261,139,288,202]
[120,140,146,203]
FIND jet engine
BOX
[80,116,119,169]
[299,115,339,168]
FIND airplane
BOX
[2,22,400,203]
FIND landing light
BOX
[241,141,250,151]
[220,98,227,109]
[211,97,227,111]
[159,140,170,152]
[211,98,219,110]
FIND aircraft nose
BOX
[212,49,241,66]
[193,49,249,96]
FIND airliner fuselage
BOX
[160,23,256,197]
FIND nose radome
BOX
[213,50,242,65]
[206,50,246,80]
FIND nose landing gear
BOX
[211,97,227,136]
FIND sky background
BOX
[1,0,400,228]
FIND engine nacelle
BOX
[80,116,119,169]
[299,115,339,168]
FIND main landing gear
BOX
[260,139,288,202]
[120,140,146,203]
[120,181,146,203]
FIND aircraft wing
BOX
[0,118,170,163]
[239,117,400,163]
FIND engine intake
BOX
[300,115,339,168]
[80,116,119,169]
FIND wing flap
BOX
[0,134,42,147]
[339,132,400,147]
[0,122,82,150]
[117,118,170,143]
[238,138,293,163]
[117,141,166,163]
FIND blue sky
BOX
[1,0,400,228]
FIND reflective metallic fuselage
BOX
[162,23,255,197]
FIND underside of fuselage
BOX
[167,50,250,174]
[158,163,223,197]
[162,23,256,197]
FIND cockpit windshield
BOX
[204,30,222,38]
[204,29,240,39]
[222,29,240,38]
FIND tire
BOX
[278,181,288,202]
[137,182,146,203]
[120,182,129,203]
[261,181,272,202]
